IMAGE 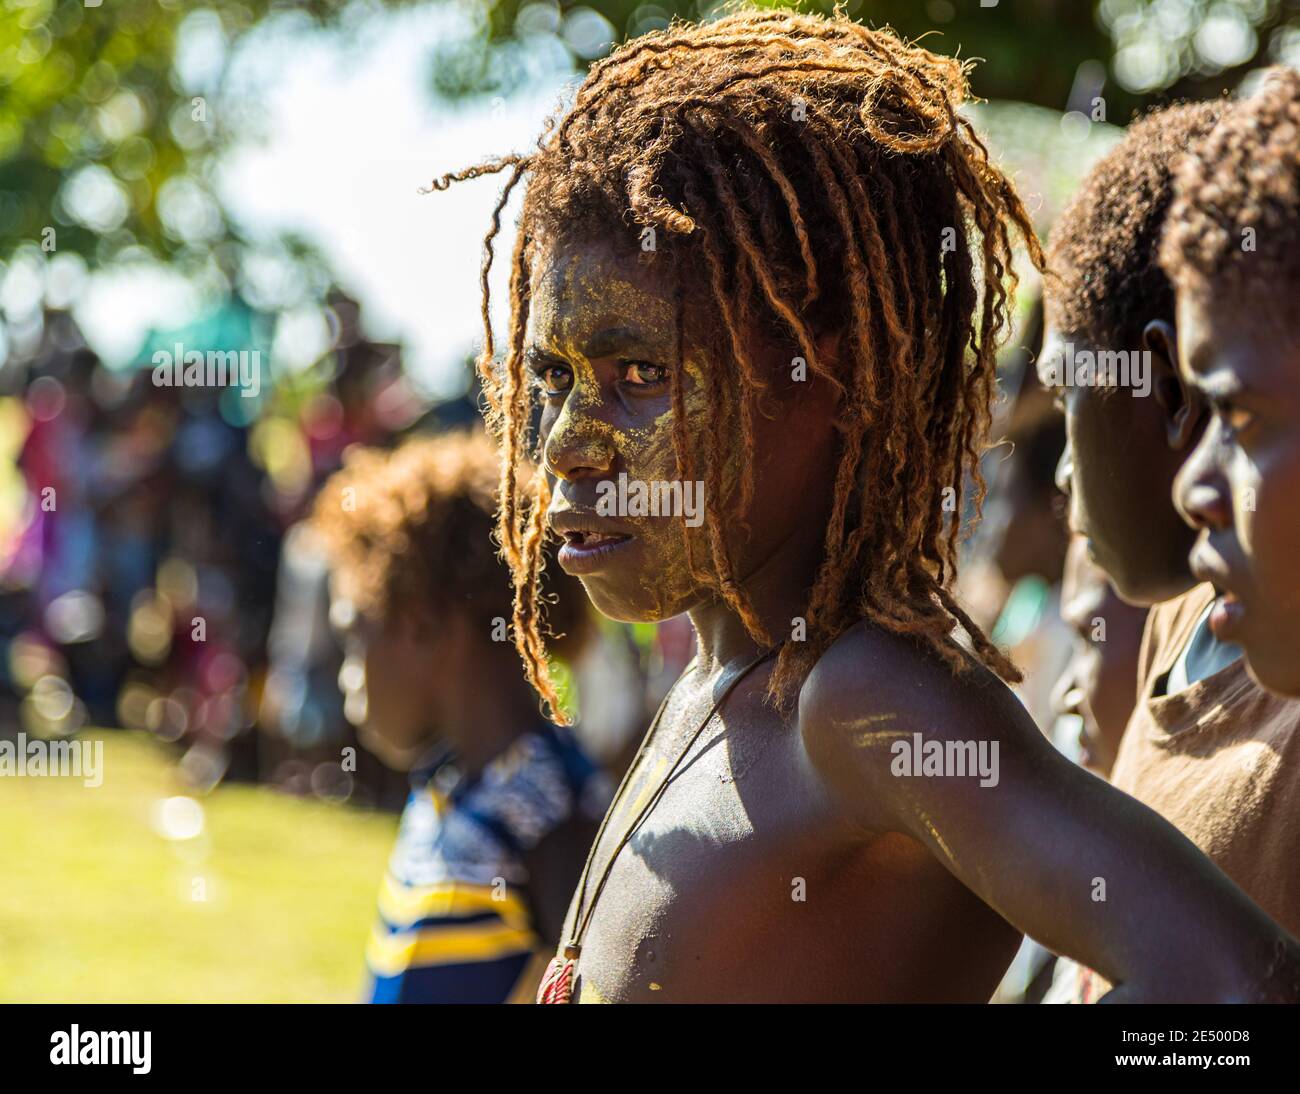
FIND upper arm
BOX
[799,623,1299,1001]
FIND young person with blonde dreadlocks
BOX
[434,11,1300,1003]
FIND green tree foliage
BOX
[431,0,1116,110]
[3,0,1297,272]
[0,0,392,269]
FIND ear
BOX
[1142,319,1197,450]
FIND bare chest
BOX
[563,703,838,1001]
[558,691,1020,1003]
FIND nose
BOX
[1054,442,1073,497]
[543,388,617,483]
[1173,431,1231,531]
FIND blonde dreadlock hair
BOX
[431,8,1042,720]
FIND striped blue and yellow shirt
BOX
[366,726,606,1003]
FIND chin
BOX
[578,577,696,626]
[1105,553,1195,609]
[581,591,676,625]
[1111,573,1190,609]
[1243,638,1300,699]
[360,723,430,772]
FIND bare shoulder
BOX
[797,621,1043,832]
[798,620,1034,745]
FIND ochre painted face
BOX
[1173,285,1300,697]
[525,232,841,626]
[526,234,718,623]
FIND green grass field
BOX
[0,731,398,1002]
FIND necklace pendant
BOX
[537,949,579,1004]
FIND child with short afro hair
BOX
[1042,101,1225,606]
[1165,68,1300,697]
[312,429,607,1003]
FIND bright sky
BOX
[76,4,571,399]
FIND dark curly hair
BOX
[431,8,1042,719]
[1161,67,1300,296]
[1046,100,1227,350]
[310,429,588,661]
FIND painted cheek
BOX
[677,354,742,495]
[640,360,720,612]
[608,354,708,484]
[591,391,702,617]
[612,408,676,482]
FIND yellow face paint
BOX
[525,234,737,624]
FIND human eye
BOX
[619,359,669,388]
[530,360,573,398]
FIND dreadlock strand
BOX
[474,161,531,409]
